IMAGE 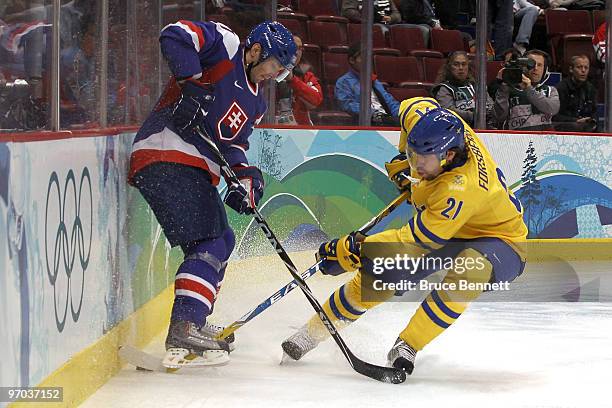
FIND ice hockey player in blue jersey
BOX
[128,20,297,368]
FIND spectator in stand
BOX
[432,51,496,128]
[593,22,606,65]
[494,49,560,130]
[399,0,442,46]
[488,0,514,59]
[335,42,400,126]
[342,0,402,30]
[431,0,460,30]
[553,55,598,132]
[488,48,521,99]
[545,0,604,10]
[276,35,323,126]
[512,0,543,55]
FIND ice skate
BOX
[203,320,236,351]
[387,337,417,375]
[163,320,230,368]
[281,325,320,361]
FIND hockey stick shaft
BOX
[216,190,410,340]
[197,127,406,384]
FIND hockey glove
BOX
[172,78,215,131]
[384,153,412,193]
[316,232,362,276]
[223,166,264,215]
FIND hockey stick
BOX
[216,190,410,341]
[196,127,407,384]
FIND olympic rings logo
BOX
[44,168,92,332]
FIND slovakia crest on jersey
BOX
[218,101,248,140]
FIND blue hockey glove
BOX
[316,232,362,276]
[223,166,264,215]
[172,78,215,131]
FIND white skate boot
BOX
[202,320,236,351]
[281,325,321,361]
[387,337,417,374]
[163,320,230,368]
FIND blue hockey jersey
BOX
[129,20,267,185]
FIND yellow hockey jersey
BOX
[367,97,528,252]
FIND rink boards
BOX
[0,128,610,407]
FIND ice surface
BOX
[84,253,612,408]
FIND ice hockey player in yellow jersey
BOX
[282,98,528,375]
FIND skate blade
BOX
[162,348,230,369]
[279,352,295,365]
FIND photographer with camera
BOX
[494,49,560,130]
[553,55,598,132]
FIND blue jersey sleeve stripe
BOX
[339,285,365,316]
[416,211,447,245]
[431,290,461,319]
[421,300,451,329]
[408,218,435,251]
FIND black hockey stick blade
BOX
[349,351,407,384]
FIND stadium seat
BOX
[546,9,594,69]
[423,57,446,83]
[592,10,606,32]
[545,9,593,36]
[374,55,422,85]
[397,81,435,91]
[388,87,430,102]
[307,20,347,50]
[299,0,339,17]
[278,17,308,41]
[313,15,349,24]
[486,60,504,82]
[347,24,388,48]
[389,26,428,54]
[430,29,465,55]
[312,111,354,126]
[301,43,322,78]
[322,52,350,85]
[562,34,596,75]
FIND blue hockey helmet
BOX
[406,108,465,166]
[245,21,297,82]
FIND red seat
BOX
[562,34,596,75]
[430,29,465,55]
[389,26,428,55]
[388,87,430,102]
[374,55,422,85]
[347,23,388,48]
[592,10,606,32]
[486,60,504,82]
[423,57,446,83]
[397,81,435,91]
[546,10,594,68]
[408,50,445,59]
[307,20,347,50]
[313,15,349,24]
[545,9,593,35]
[279,17,308,41]
[312,111,355,126]
[322,52,350,85]
[301,43,322,78]
[373,48,401,56]
[299,0,339,17]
